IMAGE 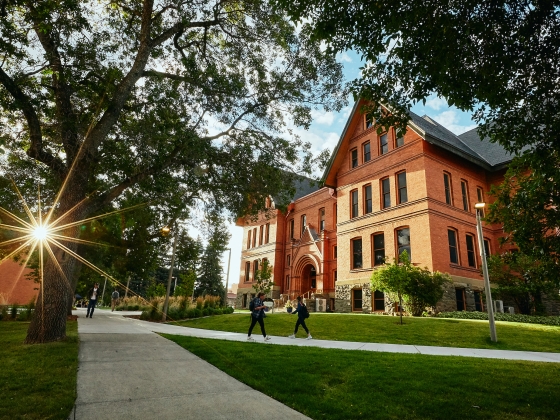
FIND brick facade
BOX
[236,100,548,315]
[0,259,38,305]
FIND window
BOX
[444,172,453,205]
[352,238,363,269]
[483,239,491,258]
[372,233,385,266]
[461,180,470,211]
[333,203,337,226]
[289,219,294,239]
[396,227,411,260]
[286,275,290,289]
[351,148,358,168]
[363,142,371,162]
[252,228,257,247]
[287,254,291,266]
[466,234,476,267]
[351,189,359,218]
[319,208,325,231]
[476,187,485,216]
[448,229,459,264]
[301,214,306,235]
[333,270,337,282]
[352,289,363,311]
[380,133,389,155]
[381,178,391,209]
[259,225,264,246]
[265,223,270,243]
[365,113,373,129]
[253,260,259,277]
[456,288,466,311]
[364,184,372,214]
[396,129,404,147]
[247,230,252,249]
[245,262,250,282]
[373,290,385,311]
[333,246,337,259]
[474,291,484,311]
[397,171,408,204]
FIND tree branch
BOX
[0,67,65,176]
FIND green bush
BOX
[214,308,223,315]
[207,307,215,316]
[133,305,140,311]
[186,309,195,318]
[140,310,150,320]
[167,308,182,321]
[225,307,234,314]
[194,309,202,318]
[437,311,560,326]
[0,306,7,320]
[202,308,209,317]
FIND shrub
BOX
[133,305,140,311]
[167,308,182,321]
[202,308,209,317]
[437,311,560,326]
[140,310,150,320]
[207,307,215,316]
[193,309,202,318]
[10,304,18,319]
[214,308,223,315]
[186,309,195,318]
[0,306,7,320]
[226,307,234,314]
[196,297,204,310]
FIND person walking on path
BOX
[111,289,120,312]
[86,283,100,318]
[247,292,271,342]
[289,296,312,340]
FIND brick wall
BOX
[0,259,38,305]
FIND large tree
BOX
[0,0,344,343]
[276,0,560,265]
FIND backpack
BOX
[111,291,119,299]
[302,303,310,319]
[249,298,256,312]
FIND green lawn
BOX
[171,312,560,353]
[0,321,79,420]
[165,334,560,420]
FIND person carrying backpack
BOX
[288,296,312,340]
[111,289,120,312]
[247,292,271,342]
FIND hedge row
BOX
[437,311,560,326]
[140,305,234,322]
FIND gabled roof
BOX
[322,101,513,187]
[272,175,321,208]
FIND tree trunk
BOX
[25,172,90,344]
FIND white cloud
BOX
[425,97,447,111]
[337,51,352,63]
[310,109,335,126]
[432,110,477,135]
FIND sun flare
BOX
[33,226,49,241]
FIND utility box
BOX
[507,306,515,314]
[494,300,504,313]
[316,299,327,312]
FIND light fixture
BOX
[474,202,486,209]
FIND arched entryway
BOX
[301,264,317,292]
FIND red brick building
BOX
[0,259,38,305]
[236,100,513,313]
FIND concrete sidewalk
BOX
[133,314,560,364]
[71,308,309,420]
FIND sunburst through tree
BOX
[0,180,150,343]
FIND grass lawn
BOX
[165,334,560,420]
[0,321,79,420]
[171,312,560,353]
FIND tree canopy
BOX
[0,0,344,342]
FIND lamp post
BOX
[224,248,232,307]
[101,275,107,307]
[162,226,179,322]
[475,202,497,342]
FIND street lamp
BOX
[162,226,178,322]
[224,248,232,307]
[101,275,107,307]
[475,202,497,342]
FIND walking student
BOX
[247,292,271,342]
[289,296,312,339]
[111,289,120,312]
[86,283,100,318]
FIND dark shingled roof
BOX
[292,176,321,201]
[408,111,513,170]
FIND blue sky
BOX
[220,51,478,292]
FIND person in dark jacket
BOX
[288,296,312,339]
[247,292,271,341]
[86,283,100,318]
